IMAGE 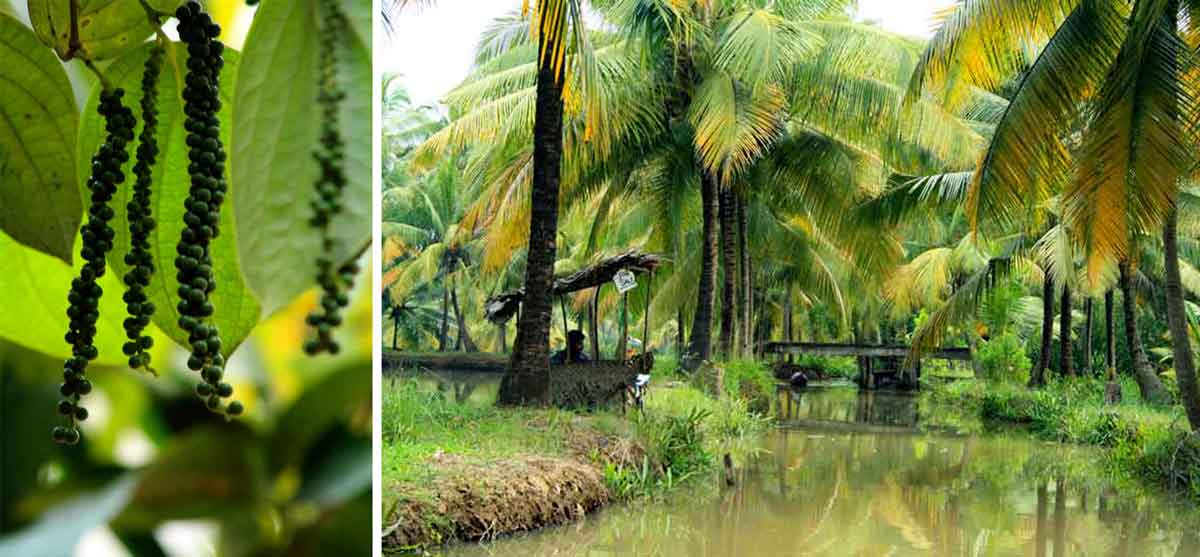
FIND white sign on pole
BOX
[613,269,637,293]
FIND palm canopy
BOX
[414,1,988,276]
[909,0,1200,286]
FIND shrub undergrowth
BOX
[924,377,1200,500]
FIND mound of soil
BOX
[384,454,610,550]
[565,423,646,470]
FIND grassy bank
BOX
[922,377,1200,500]
[382,362,771,553]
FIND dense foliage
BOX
[384,0,1200,433]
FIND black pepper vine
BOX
[54,90,136,446]
[174,1,242,417]
[121,45,164,373]
[304,0,358,356]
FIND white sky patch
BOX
[386,0,958,106]
[855,0,957,39]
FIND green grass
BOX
[381,377,582,487]
[923,376,1200,500]
[382,371,771,508]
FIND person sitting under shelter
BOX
[550,330,589,365]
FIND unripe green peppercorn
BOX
[121,46,164,375]
[174,2,239,417]
[55,89,134,445]
[304,1,359,356]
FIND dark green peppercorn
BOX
[55,89,134,445]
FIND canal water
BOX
[413,373,1198,556]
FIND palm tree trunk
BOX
[392,318,399,350]
[497,322,507,353]
[784,292,793,364]
[1105,290,1115,370]
[1083,298,1093,375]
[1060,286,1074,377]
[438,283,449,352]
[1163,209,1200,429]
[685,171,719,370]
[499,29,563,406]
[1120,260,1169,404]
[1031,275,1054,387]
[450,279,477,352]
[718,187,737,359]
[615,292,628,360]
[590,287,600,362]
[677,308,686,358]
[734,193,744,355]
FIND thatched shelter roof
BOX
[485,251,662,323]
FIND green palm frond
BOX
[1064,2,1193,285]
[714,8,821,91]
[958,0,1128,232]
[908,0,1081,103]
[690,74,787,183]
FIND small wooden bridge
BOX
[762,342,971,390]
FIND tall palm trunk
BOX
[499,29,564,406]
[1163,209,1200,429]
[737,193,752,356]
[450,279,477,352]
[1120,260,1168,403]
[1031,275,1054,386]
[1082,298,1093,375]
[1105,290,1115,370]
[590,287,600,361]
[1060,286,1074,377]
[438,282,449,352]
[676,308,686,358]
[497,322,507,353]
[784,292,794,363]
[718,188,737,358]
[392,318,400,350]
[685,171,719,370]
[615,293,629,360]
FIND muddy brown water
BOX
[408,373,1199,556]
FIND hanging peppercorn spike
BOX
[54,90,136,446]
[122,45,164,374]
[304,0,358,356]
[173,1,242,418]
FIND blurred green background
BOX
[0,266,372,556]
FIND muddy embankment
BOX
[383,420,645,551]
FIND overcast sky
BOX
[387,0,957,106]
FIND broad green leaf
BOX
[27,0,170,62]
[77,42,260,356]
[0,13,80,262]
[0,229,132,365]
[231,0,371,316]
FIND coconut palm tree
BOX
[388,0,598,404]
[910,0,1200,428]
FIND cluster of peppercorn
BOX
[173,2,241,417]
[304,1,358,356]
[54,90,136,445]
[121,46,164,372]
